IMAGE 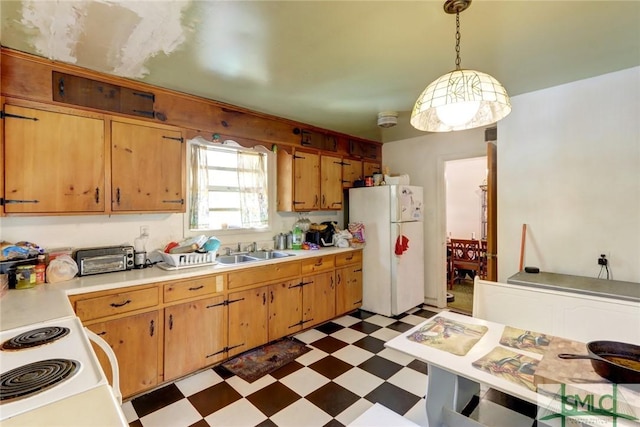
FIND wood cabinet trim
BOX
[163,274,225,303]
[2,47,383,152]
[74,286,160,322]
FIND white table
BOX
[386,311,539,427]
[386,311,640,427]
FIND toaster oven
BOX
[74,246,134,276]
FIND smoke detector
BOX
[377,111,398,128]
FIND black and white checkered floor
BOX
[123,307,540,427]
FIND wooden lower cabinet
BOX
[71,251,362,399]
[268,280,303,341]
[227,286,269,357]
[303,271,336,328]
[86,310,161,398]
[164,295,227,381]
[336,263,363,315]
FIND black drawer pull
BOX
[189,285,204,291]
[110,299,131,308]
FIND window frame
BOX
[183,138,276,238]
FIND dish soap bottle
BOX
[292,225,303,250]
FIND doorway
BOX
[445,157,487,314]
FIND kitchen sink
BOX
[216,254,260,265]
[246,250,294,260]
[217,251,295,264]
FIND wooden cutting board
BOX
[535,336,640,418]
[534,336,603,386]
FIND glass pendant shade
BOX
[411,69,511,132]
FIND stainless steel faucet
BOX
[243,242,257,252]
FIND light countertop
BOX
[507,271,640,303]
[0,246,358,425]
[1,246,357,332]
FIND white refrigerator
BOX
[349,185,425,316]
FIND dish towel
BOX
[395,234,410,255]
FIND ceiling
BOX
[1,1,639,142]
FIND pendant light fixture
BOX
[410,0,511,132]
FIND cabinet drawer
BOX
[228,261,301,289]
[75,286,159,321]
[335,250,362,266]
[163,274,225,303]
[301,256,335,275]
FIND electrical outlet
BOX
[597,254,608,266]
[140,225,150,237]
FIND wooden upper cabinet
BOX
[320,155,343,210]
[277,149,332,212]
[111,119,185,212]
[349,139,380,160]
[299,129,337,152]
[363,161,382,178]
[342,158,362,188]
[3,104,105,213]
[292,149,320,211]
[52,72,155,119]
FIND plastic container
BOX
[35,255,46,285]
[16,265,35,289]
[292,226,303,250]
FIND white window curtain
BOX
[238,151,269,228]
[189,139,270,230]
[189,143,210,229]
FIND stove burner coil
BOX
[0,326,70,351]
[0,359,79,402]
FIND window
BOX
[188,140,271,231]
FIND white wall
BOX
[382,129,487,308]
[0,211,341,256]
[446,157,486,240]
[498,66,640,283]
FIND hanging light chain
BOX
[454,11,462,70]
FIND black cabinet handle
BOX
[95,187,100,204]
[58,77,65,97]
[169,314,173,330]
[189,285,204,291]
[110,299,131,308]
[150,320,155,337]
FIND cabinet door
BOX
[363,161,381,178]
[268,280,303,341]
[164,295,227,381]
[336,264,363,315]
[293,150,319,210]
[4,104,105,213]
[320,155,343,210]
[342,158,362,188]
[303,271,336,328]
[111,120,184,212]
[228,287,269,357]
[87,311,160,398]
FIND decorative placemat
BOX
[472,347,540,391]
[499,326,554,355]
[406,317,488,356]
